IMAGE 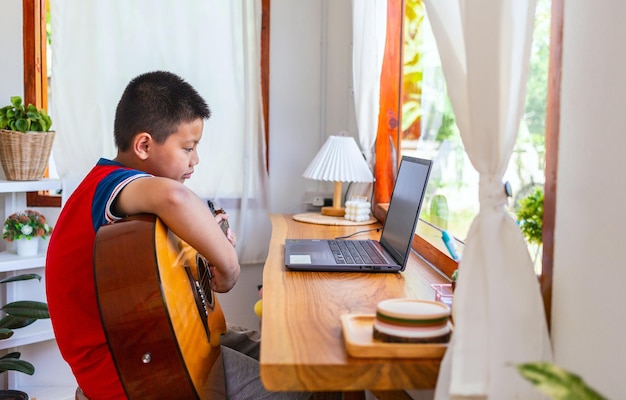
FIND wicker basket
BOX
[0,129,55,181]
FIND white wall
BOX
[268,0,356,214]
[0,1,24,181]
[0,0,22,103]
[223,0,356,329]
[551,2,626,397]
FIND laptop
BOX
[285,156,432,272]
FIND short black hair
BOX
[113,71,211,151]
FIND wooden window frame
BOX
[24,0,271,207]
[374,0,562,327]
[23,0,59,207]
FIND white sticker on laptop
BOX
[289,255,312,264]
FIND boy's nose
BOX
[191,151,199,166]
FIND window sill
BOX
[374,203,459,280]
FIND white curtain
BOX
[51,0,270,264]
[421,1,553,398]
[352,0,386,165]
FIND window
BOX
[374,0,562,324]
[23,0,271,207]
[403,0,551,274]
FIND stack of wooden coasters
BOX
[373,298,452,343]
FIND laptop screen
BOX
[379,156,432,266]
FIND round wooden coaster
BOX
[373,325,451,344]
[292,212,377,226]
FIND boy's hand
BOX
[214,212,236,247]
[209,264,239,293]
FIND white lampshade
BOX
[303,134,373,217]
[303,135,374,183]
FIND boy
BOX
[46,71,306,399]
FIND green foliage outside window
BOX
[401,0,425,137]
[516,186,544,245]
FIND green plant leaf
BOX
[0,274,42,284]
[0,315,37,330]
[14,118,30,132]
[516,187,544,244]
[10,96,23,109]
[41,110,52,131]
[1,301,50,319]
[30,121,43,131]
[0,358,35,375]
[0,327,14,339]
[26,110,41,121]
[1,352,22,360]
[516,362,607,400]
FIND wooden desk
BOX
[260,214,449,392]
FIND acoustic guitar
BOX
[94,213,228,399]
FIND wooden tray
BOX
[341,314,449,359]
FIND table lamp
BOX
[303,133,374,217]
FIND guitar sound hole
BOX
[196,255,215,310]
[183,254,217,343]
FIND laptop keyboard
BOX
[328,240,386,265]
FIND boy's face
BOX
[145,118,204,183]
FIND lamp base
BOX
[321,206,345,217]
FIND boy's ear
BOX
[133,132,152,160]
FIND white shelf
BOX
[0,252,47,273]
[0,179,74,395]
[0,319,54,350]
[0,179,61,194]
[12,385,75,400]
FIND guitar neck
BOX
[207,200,229,235]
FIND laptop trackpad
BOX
[287,242,333,264]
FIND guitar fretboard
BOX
[207,200,229,235]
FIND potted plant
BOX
[3,210,53,257]
[515,186,544,272]
[0,274,50,400]
[0,96,55,181]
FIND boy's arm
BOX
[113,176,240,293]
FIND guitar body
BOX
[94,214,227,399]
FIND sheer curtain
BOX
[50,0,270,264]
[421,1,553,398]
[351,1,386,201]
[352,0,386,165]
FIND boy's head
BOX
[114,71,211,151]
